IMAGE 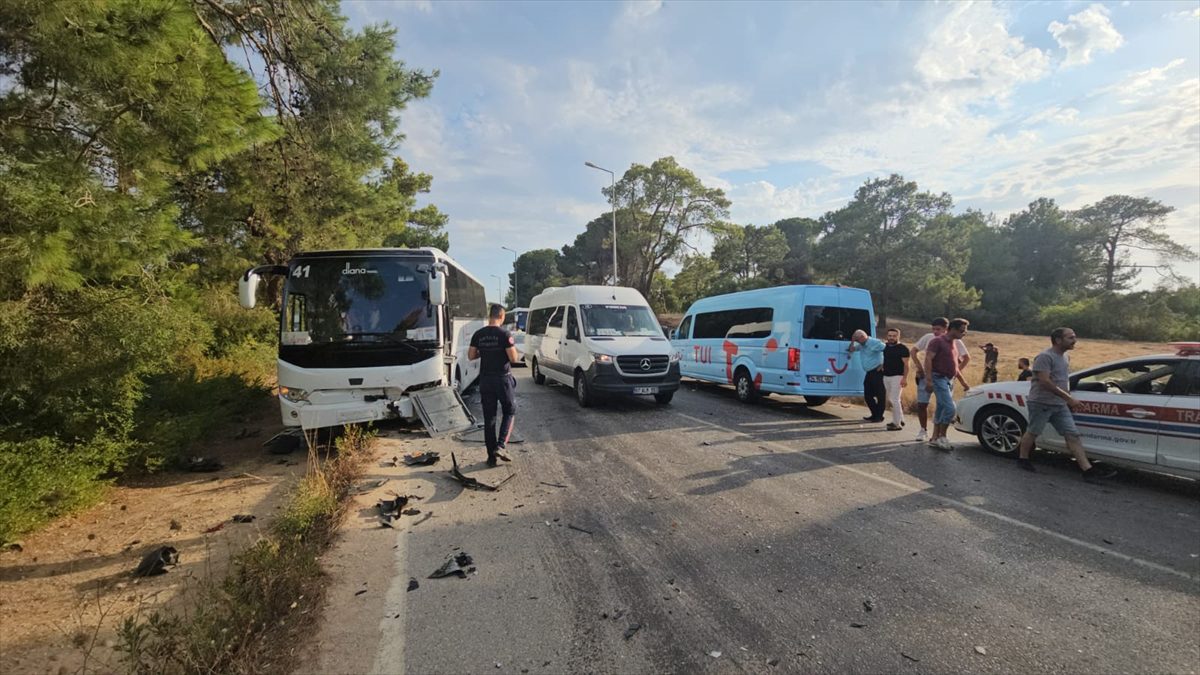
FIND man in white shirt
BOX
[910,317,970,442]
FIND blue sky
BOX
[345,0,1200,303]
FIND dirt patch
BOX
[0,403,306,674]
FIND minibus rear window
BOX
[802,306,871,340]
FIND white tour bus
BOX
[238,248,486,430]
[526,286,681,407]
[503,306,529,362]
[671,285,876,405]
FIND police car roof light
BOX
[1169,342,1200,356]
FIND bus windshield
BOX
[281,258,436,345]
[580,304,661,337]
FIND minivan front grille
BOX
[616,354,669,375]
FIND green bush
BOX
[0,436,121,544]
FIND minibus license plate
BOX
[633,386,659,395]
[806,375,834,384]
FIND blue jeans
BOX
[931,374,955,425]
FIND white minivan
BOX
[672,285,876,406]
[526,286,681,407]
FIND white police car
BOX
[954,343,1200,479]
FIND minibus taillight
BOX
[787,347,800,371]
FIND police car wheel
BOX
[975,405,1026,456]
[734,369,757,404]
[531,359,546,385]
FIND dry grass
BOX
[883,319,1170,413]
[115,426,371,674]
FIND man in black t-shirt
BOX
[881,328,910,431]
[469,305,521,467]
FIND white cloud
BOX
[1093,58,1188,103]
[1048,4,1124,67]
[1025,105,1080,125]
[620,0,663,24]
[1165,8,1200,21]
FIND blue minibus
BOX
[670,285,875,405]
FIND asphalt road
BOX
[303,370,1200,675]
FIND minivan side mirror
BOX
[239,272,260,309]
[669,329,677,340]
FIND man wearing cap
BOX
[468,304,521,467]
[981,343,1000,383]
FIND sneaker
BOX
[495,452,512,463]
[1082,465,1117,483]
[936,437,954,451]
[915,429,927,442]
[486,456,498,468]
[1017,458,1036,472]
[886,423,902,431]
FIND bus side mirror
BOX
[239,272,260,309]
[427,265,447,306]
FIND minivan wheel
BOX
[975,405,1027,456]
[531,359,546,385]
[803,396,829,407]
[654,392,674,405]
[574,371,593,408]
[734,369,758,404]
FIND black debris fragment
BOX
[407,578,419,592]
[429,551,474,579]
[402,508,421,516]
[185,456,223,473]
[567,524,594,535]
[403,452,440,466]
[623,623,642,640]
[901,652,920,662]
[863,599,874,612]
[378,496,409,518]
[539,481,568,489]
[133,546,179,577]
[231,514,256,523]
[355,589,367,596]
[448,453,515,491]
[849,622,867,628]
[169,519,182,531]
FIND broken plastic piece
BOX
[231,514,256,523]
[623,623,642,640]
[429,551,474,579]
[403,452,441,466]
[351,478,388,495]
[448,453,516,491]
[378,496,409,517]
[185,456,223,472]
[132,546,179,577]
[407,578,419,592]
[402,508,421,516]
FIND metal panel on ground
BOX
[411,386,477,437]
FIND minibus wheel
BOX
[654,392,674,405]
[574,371,593,408]
[531,359,546,385]
[734,368,758,404]
[803,396,829,406]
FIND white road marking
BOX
[676,412,1198,583]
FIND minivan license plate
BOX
[633,386,659,395]
[806,375,834,384]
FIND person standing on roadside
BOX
[981,343,1000,383]
[1017,357,1033,381]
[881,328,910,431]
[468,304,521,467]
[911,318,970,442]
[1016,328,1117,483]
[848,329,887,423]
[923,318,970,450]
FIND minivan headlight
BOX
[592,353,613,364]
[279,386,310,402]
[669,351,682,363]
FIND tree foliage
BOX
[0,0,442,542]
[711,224,788,284]
[1074,195,1189,291]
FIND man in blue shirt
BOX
[848,329,887,422]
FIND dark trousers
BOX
[863,369,885,420]
[480,374,516,457]
[983,366,998,383]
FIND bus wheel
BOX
[803,396,829,407]
[531,359,546,385]
[734,369,758,404]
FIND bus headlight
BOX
[592,353,613,364]
[279,386,310,403]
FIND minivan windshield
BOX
[580,304,661,337]
[282,257,436,345]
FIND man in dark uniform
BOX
[981,342,1000,383]
[469,304,521,467]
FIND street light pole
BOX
[501,246,519,307]
[489,274,503,305]
[584,161,617,286]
